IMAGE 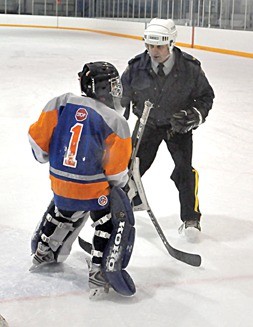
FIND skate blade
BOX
[89,285,110,300]
[29,260,56,272]
[29,261,47,272]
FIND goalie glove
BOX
[170,107,203,134]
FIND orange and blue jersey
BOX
[28,93,132,211]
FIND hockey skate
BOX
[178,220,201,242]
[29,242,55,272]
[88,263,110,300]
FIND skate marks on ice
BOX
[134,211,253,243]
[1,217,253,327]
[132,212,253,284]
[1,211,253,302]
[0,225,140,305]
[0,225,88,302]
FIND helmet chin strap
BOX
[168,40,175,54]
[162,53,171,63]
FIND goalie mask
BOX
[78,61,122,109]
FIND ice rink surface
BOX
[0,26,253,327]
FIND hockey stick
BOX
[78,236,92,255]
[146,208,201,267]
[79,160,201,266]
[129,100,153,172]
[79,100,201,267]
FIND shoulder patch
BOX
[128,53,143,65]
[182,52,201,66]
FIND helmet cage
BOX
[110,76,123,98]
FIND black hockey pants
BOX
[132,122,201,222]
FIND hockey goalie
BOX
[28,61,136,298]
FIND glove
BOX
[170,107,203,134]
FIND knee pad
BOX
[31,203,89,262]
[101,186,136,296]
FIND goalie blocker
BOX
[101,186,136,296]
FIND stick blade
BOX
[78,237,92,254]
[168,245,201,267]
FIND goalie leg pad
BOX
[101,186,136,296]
[56,209,89,262]
[31,202,88,263]
[31,199,55,254]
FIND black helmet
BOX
[78,61,122,109]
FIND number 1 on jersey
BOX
[63,123,83,168]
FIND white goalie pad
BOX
[56,212,89,262]
[31,208,89,267]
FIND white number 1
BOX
[63,123,83,168]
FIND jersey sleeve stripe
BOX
[106,168,129,188]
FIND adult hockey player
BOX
[121,18,215,238]
[28,61,136,298]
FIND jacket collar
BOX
[139,47,185,73]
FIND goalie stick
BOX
[79,100,201,267]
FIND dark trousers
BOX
[132,123,201,222]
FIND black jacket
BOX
[121,47,214,128]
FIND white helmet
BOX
[144,18,177,50]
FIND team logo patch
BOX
[98,195,108,206]
[75,108,88,121]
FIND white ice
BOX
[0,27,253,327]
